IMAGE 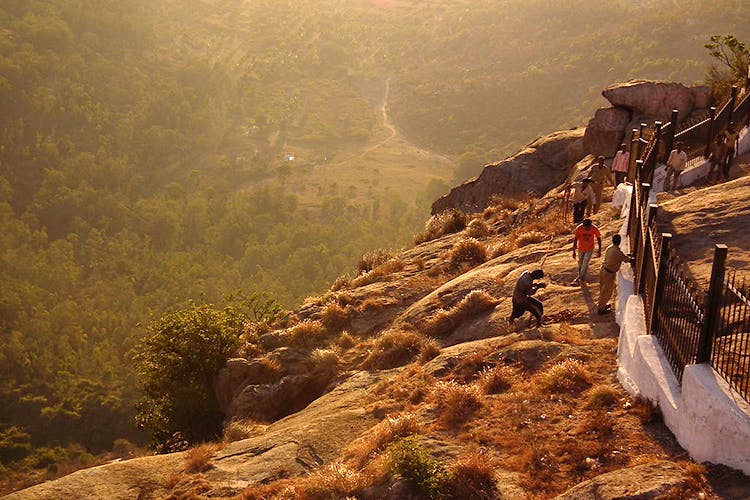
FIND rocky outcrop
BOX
[602,80,710,120]
[582,107,632,157]
[583,80,712,157]
[554,460,692,499]
[432,127,586,215]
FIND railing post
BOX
[648,233,672,333]
[649,121,663,182]
[629,128,640,181]
[705,106,717,158]
[641,182,651,210]
[727,85,739,125]
[746,64,750,89]
[664,110,678,159]
[697,244,728,364]
[637,203,657,294]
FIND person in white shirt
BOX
[664,142,687,191]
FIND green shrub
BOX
[134,298,280,451]
[388,436,447,497]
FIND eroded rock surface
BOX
[432,128,586,215]
[602,80,710,121]
[554,460,691,499]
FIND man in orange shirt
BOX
[571,218,601,284]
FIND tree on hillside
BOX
[133,294,285,451]
[705,35,750,98]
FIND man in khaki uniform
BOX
[589,156,613,213]
[597,234,633,314]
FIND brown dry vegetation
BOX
[362,329,440,370]
[183,443,223,473]
[415,209,468,244]
[155,188,732,500]
[421,289,499,337]
[447,237,488,268]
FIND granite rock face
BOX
[602,80,710,121]
[432,127,586,215]
[554,460,691,499]
[583,107,633,157]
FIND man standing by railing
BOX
[612,144,630,186]
[597,234,633,314]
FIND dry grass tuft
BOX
[415,209,468,244]
[287,320,327,348]
[183,443,223,473]
[465,218,492,238]
[514,230,548,248]
[296,461,368,498]
[629,396,662,424]
[336,331,356,349]
[487,241,514,259]
[434,381,482,426]
[585,384,621,409]
[477,365,519,394]
[223,420,267,443]
[535,359,591,393]
[359,248,396,273]
[447,237,488,268]
[330,273,352,291]
[344,413,421,469]
[445,449,498,499]
[320,301,351,331]
[310,348,340,371]
[351,258,406,288]
[363,330,440,370]
[422,290,499,337]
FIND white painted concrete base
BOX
[615,269,750,474]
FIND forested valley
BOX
[1,0,749,491]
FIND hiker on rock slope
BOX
[508,269,546,328]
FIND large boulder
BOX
[432,127,586,215]
[583,107,632,157]
[602,80,710,122]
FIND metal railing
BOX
[625,77,750,403]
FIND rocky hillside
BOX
[8,82,750,500]
[434,80,712,216]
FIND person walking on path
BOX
[707,134,727,184]
[611,144,630,186]
[723,123,739,180]
[597,234,633,314]
[508,269,547,328]
[570,178,596,223]
[664,142,688,191]
[572,218,601,285]
[590,156,614,213]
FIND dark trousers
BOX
[510,297,544,326]
[614,171,626,186]
[572,201,586,223]
[723,148,735,179]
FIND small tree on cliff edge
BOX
[705,34,750,99]
[133,293,284,452]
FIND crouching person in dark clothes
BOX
[509,269,547,327]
